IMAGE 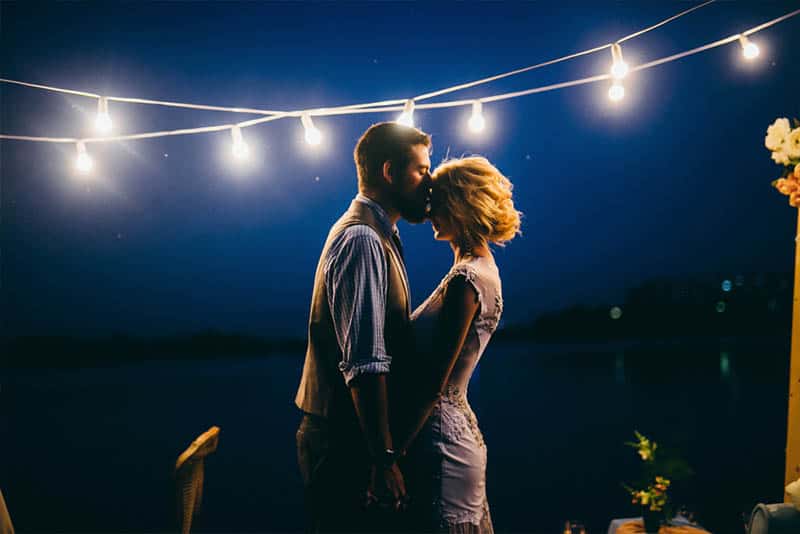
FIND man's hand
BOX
[366,462,408,512]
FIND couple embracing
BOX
[295,122,521,533]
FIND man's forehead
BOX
[409,144,431,166]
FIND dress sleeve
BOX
[445,264,484,318]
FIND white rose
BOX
[772,149,790,165]
[786,128,800,159]
[766,118,791,151]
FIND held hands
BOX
[365,460,409,513]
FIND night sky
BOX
[2,1,799,340]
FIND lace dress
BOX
[410,255,503,534]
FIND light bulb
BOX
[397,99,415,127]
[611,61,629,80]
[608,83,625,102]
[230,125,249,160]
[610,43,628,80]
[739,35,759,60]
[468,101,485,133]
[75,142,93,173]
[95,113,112,133]
[95,97,112,134]
[232,141,249,159]
[305,127,322,145]
[301,114,322,146]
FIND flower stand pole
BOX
[764,117,800,501]
[786,209,800,501]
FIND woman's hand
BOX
[366,462,408,512]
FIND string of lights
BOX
[0,2,720,124]
[0,5,797,175]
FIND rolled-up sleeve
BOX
[324,225,390,386]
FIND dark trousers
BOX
[296,413,438,533]
[296,413,381,533]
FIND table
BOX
[607,516,711,534]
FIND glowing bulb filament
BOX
[468,101,485,133]
[95,96,112,134]
[397,99,415,127]
[75,141,93,173]
[608,83,625,102]
[610,43,628,80]
[739,35,760,60]
[230,125,249,159]
[301,114,322,146]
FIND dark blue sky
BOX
[2,1,799,339]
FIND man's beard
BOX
[395,188,428,223]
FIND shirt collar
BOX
[355,193,399,237]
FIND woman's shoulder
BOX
[464,255,500,283]
[445,256,501,298]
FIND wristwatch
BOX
[374,448,397,468]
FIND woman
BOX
[394,156,522,534]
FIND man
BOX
[295,122,432,532]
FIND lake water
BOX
[2,337,791,533]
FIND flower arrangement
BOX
[767,118,800,206]
[624,432,671,512]
[623,431,692,519]
[630,475,671,512]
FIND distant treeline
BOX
[4,272,793,368]
[499,271,793,342]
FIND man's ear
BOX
[382,161,393,185]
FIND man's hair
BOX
[354,122,431,191]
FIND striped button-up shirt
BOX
[324,194,404,386]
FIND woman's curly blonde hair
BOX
[431,156,522,250]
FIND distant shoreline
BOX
[5,271,792,368]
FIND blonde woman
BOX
[393,156,521,534]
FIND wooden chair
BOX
[175,426,220,534]
[0,489,14,534]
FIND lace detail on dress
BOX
[474,293,502,334]
[436,496,494,534]
[439,384,485,449]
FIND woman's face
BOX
[429,182,456,242]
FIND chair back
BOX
[175,426,220,534]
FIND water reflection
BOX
[720,350,741,416]
[720,352,730,379]
[615,351,626,385]
[3,338,789,534]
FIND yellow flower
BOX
[795,163,800,179]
